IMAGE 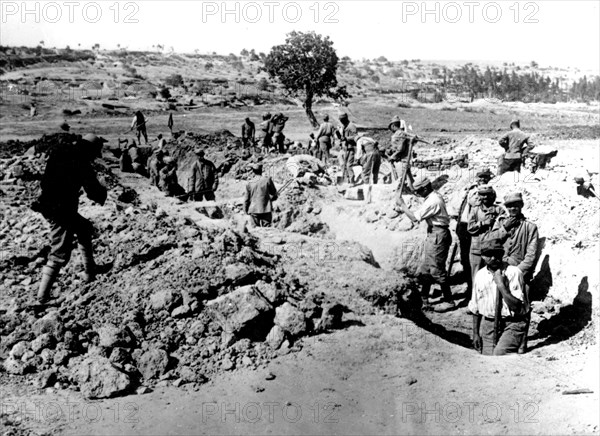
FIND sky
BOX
[1,0,599,72]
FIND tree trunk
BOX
[304,96,319,129]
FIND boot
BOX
[420,283,433,311]
[79,244,96,283]
[37,263,59,304]
[433,284,457,313]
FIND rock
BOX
[97,324,135,348]
[256,281,285,305]
[32,312,64,341]
[266,325,285,349]
[222,358,235,371]
[171,305,191,319]
[136,386,151,395]
[4,357,24,375]
[74,356,132,399]
[224,264,253,285]
[274,303,307,337]
[31,333,55,353]
[316,303,349,331]
[178,366,198,383]
[9,341,29,360]
[205,285,273,338]
[53,349,70,366]
[265,372,276,381]
[241,356,253,367]
[172,378,184,387]
[109,348,132,367]
[36,369,57,388]
[39,348,55,365]
[137,348,169,380]
[21,350,36,362]
[149,289,178,312]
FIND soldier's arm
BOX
[467,208,485,235]
[268,177,278,202]
[243,184,251,213]
[518,225,539,275]
[212,163,219,191]
[82,162,107,206]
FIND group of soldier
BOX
[241,112,290,154]
[31,109,573,359]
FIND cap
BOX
[82,133,108,145]
[504,192,524,206]
[476,168,494,179]
[510,119,521,129]
[413,176,431,190]
[574,177,585,184]
[249,163,263,173]
[480,238,505,256]
[388,115,401,130]
[477,184,495,195]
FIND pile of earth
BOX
[0,144,420,399]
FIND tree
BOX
[165,74,184,87]
[205,62,214,71]
[159,87,171,99]
[240,48,249,57]
[264,31,346,127]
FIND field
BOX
[1,55,599,436]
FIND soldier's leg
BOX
[74,214,96,283]
[494,320,527,355]
[456,222,472,294]
[372,152,381,184]
[38,219,73,303]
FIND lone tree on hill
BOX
[264,31,349,128]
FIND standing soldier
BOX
[467,185,505,287]
[244,163,278,227]
[257,113,273,153]
[455,168,495,298]
[315,114,335,164]
[359,138,381,185]
[241,117,256,149]
[469,238,528,355]
[189,148,219,201]
[395,177,457,313]
[167,112,174,134]
[131,110,148,145]
[488,192,540,353]
[388,116,417,193]
[271,112,289,154]
[498,119,531,175]
[32,134,108,306]
[338,113,358,184]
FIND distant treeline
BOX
[443,66,600,103]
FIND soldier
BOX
[359,138,381,185]
[257,112,273,153]
[469,238,528,356]
[189,148,219,201]
[159,156,185,198]
[388,115,417,193]
[241,117,256,149]
[244,163,278,227]
[271,112,289,154]
[575,177,598,199]
[395,177,457,313]
[315,114,335,164]
[127,140,147,176]
[488,192,540,353]
[455,168,495,298]
[131,110,148,145]
[32,133,108,306]
[338,113,358,183]
[467,185,505,285]
[498,119,531,175]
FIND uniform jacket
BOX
[37,141,106,219]
[242,121,255,139]
[489,215,539,279]
[499,128,530,159]
[244,176,278,214]
[467,203,505,255]
[340,122,358,150]
[190,158,219,193]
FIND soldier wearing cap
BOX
[244,163,278,227]
[396,176,456,312]
[469,238,527,355]
[489,192,539,353]
[455,168,495,297]
[315,114,335,164]
[388,115,416,193]
[241,117,256,149]
[467,184,505,285]
[32,133,108,306]
[131,110,148,145]
[338,113,358,183]
[189,148,219,201]
[498,119,532,175]
[575,177,597,199]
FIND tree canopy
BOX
[264,31,348,127]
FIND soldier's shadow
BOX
[529,276,593,350]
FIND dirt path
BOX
[7,317,595,435]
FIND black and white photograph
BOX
[1,1,599,434]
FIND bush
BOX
[257,78,269,91]
[205,62,214,71]
[165,74,184,87]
